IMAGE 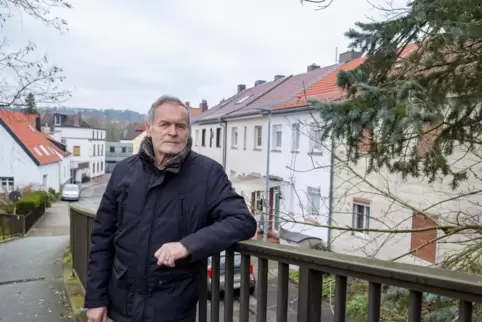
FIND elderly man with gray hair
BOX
[84,95,257,322]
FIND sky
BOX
[3,0,397,114]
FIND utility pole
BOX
[263,109,272,242]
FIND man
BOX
[84,95,257,322]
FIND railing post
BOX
[239,254,251,322]
[224,250,235,322]
[297,267,322,322]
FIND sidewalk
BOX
[0,202,75,322]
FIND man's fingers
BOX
[102,310,108,322]
[154,247,163,259]
[157,249,165,266]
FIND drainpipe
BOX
[326,133,335,250]
[263,110,272,242]
[218,118,227,169]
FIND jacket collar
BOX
[139,136,192,174]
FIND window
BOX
[33,146,43,157]
[410,212,437,264]
[291,123,300,151]
[254,126,262,148]
[92,131,95,139]
[101,145,104,156]
[417,123,442,157]
[309,123,322,152]
[194,129,199,146]
[73,146,80,156]
[93,144,96,157]
[42,174,47,190]
[272,124,282,149]
[110,146,115,153]
[209,129,213,147]
[0,177,14,192]
[231,127,238,148]
[216,128,222,148]
[352,199,370,235]
[306,187,321,216]
[40,145,50,156]
[201,129,206,147]
[357,128,372,152]
[122,147,127,153]
[243,126,247,149]
[54,115,61,126]
[235,95,251,104]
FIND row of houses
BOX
[0,110,106,194]
[189,45,471,267]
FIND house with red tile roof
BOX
[41,111,106,183]
[190,46,427,247]
[0,110,72,193]
[190,51,365,243]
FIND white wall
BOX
[193,111,332,244]
[330,143,479,266]
[56,127,106,178]
[39,162,61,192]
[225,116,267,177]
[269,111,331,243]
[0,125,60,192]
[191,123,224,165]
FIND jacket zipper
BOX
[180,197,185,238]
[141,174,163,318]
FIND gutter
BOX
[326,133,335,250]
[218,118,228,169]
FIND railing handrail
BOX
[236,240,482,302]
[70,205,482,304]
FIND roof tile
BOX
[0,110,62,165]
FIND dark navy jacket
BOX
[84,150,257,322]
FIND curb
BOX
[0,236,21,244]
[63,248,88,322]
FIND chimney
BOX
[255,80,266,86]
[237,84,246,93]
[339,50,362,63]
[201,100,208,113]
[274,75,285,81]
[307,63,320,72]
[35,116,41,132]
[185,101,192,116]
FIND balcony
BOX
[70,205,482,321]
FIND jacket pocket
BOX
[109,257,131,316]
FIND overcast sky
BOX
[4,0,394,113]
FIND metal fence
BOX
[0,202,46,237]
[70,205,482,322]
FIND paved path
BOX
[0,202,74,322]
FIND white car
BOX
[61,184,81,201]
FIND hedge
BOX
[15,191,48,214]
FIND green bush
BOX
[15,191,47,214]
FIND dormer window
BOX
[54,115,61,126]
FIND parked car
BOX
[61,184,81,201]
[207,251,256,297]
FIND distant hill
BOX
[37,106,147,122]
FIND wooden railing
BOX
[70,205,482,322]
[0,202,46,238]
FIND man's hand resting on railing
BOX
[87,307,108,322]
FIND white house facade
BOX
[41,112,106,183]
[0,111,63,193]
